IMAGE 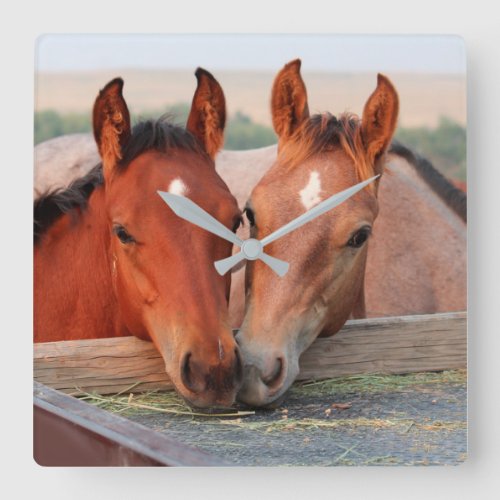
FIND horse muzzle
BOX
[175,346,244,409]
[235,346,299,407]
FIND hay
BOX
[79,370,466,427]
[78,388,255,418]
[207,416,466,433]
[293,370,467,397]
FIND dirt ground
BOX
[86,370,467,466]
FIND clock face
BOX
[33,34,466,466]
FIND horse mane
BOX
[389,141,467,222]
[34,116,207,244]
[278,113,375,183]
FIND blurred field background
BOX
[35,37,466,182]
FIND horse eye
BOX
[113,225,135,244]
[245,207,256,227]
[347,227,371,248]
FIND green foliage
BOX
[34,103,193,145]
[34,110,92,144]
[134,102,191,125]
[395,117,466,181]
[224,111,277,150]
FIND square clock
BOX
[33,34,466,466]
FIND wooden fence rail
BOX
[34,311,466,395]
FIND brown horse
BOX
[224,60,466,406]
[34,70,244,408]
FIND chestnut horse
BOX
[34,70,244,408]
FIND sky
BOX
[36,34,466,74]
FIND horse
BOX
[220,60,467,406]
[34,69,244,409]
[33,62,467,408]
[219,143,467,329]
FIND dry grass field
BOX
[36,69,466,128]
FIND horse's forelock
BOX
[277,113,375,185]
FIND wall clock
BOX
[33,34,466,466]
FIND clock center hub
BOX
[241,238,263,260]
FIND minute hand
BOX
[260,175,379,247]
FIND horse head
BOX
[93,71,243,407]
[236,60,399,406]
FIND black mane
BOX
[34,117,206,244]
[389,141,467,222]
[34,165,103,244]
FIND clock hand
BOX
[214,252,246,276]
[157,191,289,276]
[258,252,290,277]
[261,174,379,246]
[214,175,379,276]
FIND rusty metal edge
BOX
[33,381,229,467]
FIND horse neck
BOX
[34,187,124,341]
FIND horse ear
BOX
[271,59,309,144]
[92,78,131,176]
[361,74,399,166]
[186,68,226,159]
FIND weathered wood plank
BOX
[34,381,226,466]
[34,311,466,395]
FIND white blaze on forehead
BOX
[168,178,188,197]
[299,170,322,210]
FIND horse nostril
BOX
[262,357,284,389]
[180,352,194,390]
[180,352,208,394]
[180,351,207,394]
